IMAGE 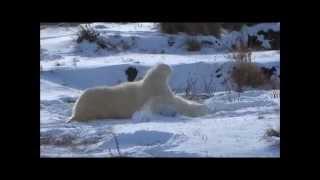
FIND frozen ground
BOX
[40,23,280,157]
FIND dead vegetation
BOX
[229,38,278,91]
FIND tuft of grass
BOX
[159,23,222,37]
[54,61,66,67]
[265,128,280,137]
[55,62,61,66]
[263,126,280,148]
[76,24,100,43]
[184,73,199,99]
[229,39,267,91]
[271,89,280,98]
[72,58,79,67]
[185,38,201,51]
[220,23,258,32]
[76,24,111,50]
[76,24,133,51]
[201,73,216,97]
[231,62,267,91]
[159,23,260,37]
[257,30,280,50]
[229,38,253,63]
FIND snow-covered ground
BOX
[40,23,280,157]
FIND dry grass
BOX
[159,23,259,37]
[159,23,222,37]
[230,39,268,91]
[220,23,259,32]
[229,38,253,63]
[185,74,198,98]
[201,73,216,96]
[263,127,280,148]
[257,30,280,50]
[76,24,133,51]
[264,127,280,139]
[185,38,201,51]
[231,63,267,91]
[76,24,100,43]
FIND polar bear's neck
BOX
[142,71,172,96]
[143,76,170,91]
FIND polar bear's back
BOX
[70,82,147,121]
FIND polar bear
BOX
[67,63,208,122]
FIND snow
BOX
[40,23,280,157]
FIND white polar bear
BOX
[67,63,208,122]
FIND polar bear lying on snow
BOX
[67,63,208,122]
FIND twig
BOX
[111,133,122,157]
[108,148,114,157]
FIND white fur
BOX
[68,63,208,122]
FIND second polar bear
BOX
[68,63,208,122]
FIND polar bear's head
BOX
[143,63,172,83]
[141,63,173,96]
[153,63,172,77]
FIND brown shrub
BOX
[230,38,253,63]
[185,38,201,51]
[159,23,222,37]
[159,23,259,37]
[231,62,267,91]
[76,24,100,43]
[220,23,259,32]
[230,38,267,91]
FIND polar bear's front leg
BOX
[172,95,209,117]
[145,95,208,117]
